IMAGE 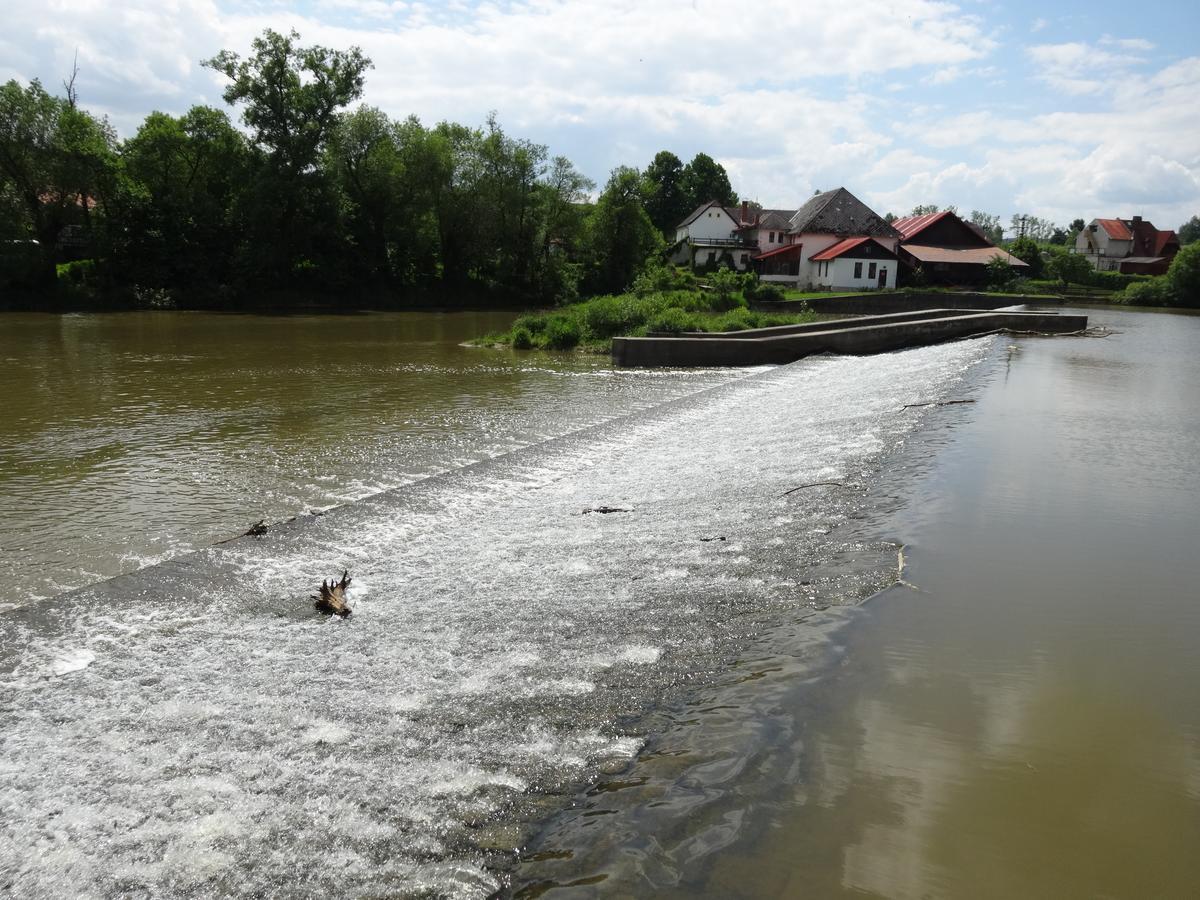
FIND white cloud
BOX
[1026,40,1147,95]
[1032,17,1048,33]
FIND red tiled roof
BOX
[752,242,804,260]
[809,236,873,261]
[890,211,950,240]
[1097,218,1132,240]
[1153,230,1180,256]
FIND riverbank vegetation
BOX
[477,264,818,352]
[1113,242,1200,308]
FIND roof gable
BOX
[678,200,739,229]
[893,210,994,248]
[809,237,898,262]
[788,188,899,239]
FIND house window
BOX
[769,231,775,243]
[868,262,877,278]
[880,267,888,285]
[854,262,863,278]
[740,254,748,266]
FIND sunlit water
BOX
[0,310,990,898]
[509,305,1200,899]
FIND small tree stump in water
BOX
[313,570,352,618]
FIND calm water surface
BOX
[0,310,741,602]
[511,305,1200,898]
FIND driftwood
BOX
[582,506,631,515]
[313,570,352,618]
[245,519,269,537]
[901,399,976,410]
[781,481,844,497]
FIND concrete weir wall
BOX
[612,309,1089,368]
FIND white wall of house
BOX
[677,207,739,243]
[810,256,895,290]
[1075,221,1130,270]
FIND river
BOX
[2,305,1198,898]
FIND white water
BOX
[0,340,990,898]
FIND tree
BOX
[1007,235,1045,278]
[1178,215,1200,245]
[985,253,1016,291]
[969,210,1003,244]
[1070,218,1086,235]
[681,152,735,208]
[204,29,372,281]
[1167,241,1200,306]
[642,150,690,238]
[910,203,939,216]
[581,166,662,294]
[1009,214,1055,242]
[119,106,247,288]
[0,78,117,285]
[1049,227,1071,245]
[1046,247,1092,286]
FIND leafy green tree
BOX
[1178,215,1200,245]
[681,152,735,208]
[118,106,247,288]
[1009,214,1055,242]
[1046,247,1092,286]
[205,29,372,282]
[0,78,118,284]
[581,166,662,294]
[910,204,939,216]
[642,150,689,237]
[1167,241,1200,306]
[985,253,1016,291]
[1070,218,1086,235]
[1007,235,1045,278]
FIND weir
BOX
[613,308,1088,367]
[2,337,998,897]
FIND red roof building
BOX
[891,211,1027,285]
[1074,216,1179,275]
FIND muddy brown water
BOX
[3,305,1198,898]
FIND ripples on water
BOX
[0,312,743,601]
[0,319,989,897]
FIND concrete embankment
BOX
[759,291,1059,315]
[613,309,1088,367]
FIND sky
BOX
[3,0,1199,235]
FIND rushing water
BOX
[0,311,744,603]
[0,309,989,898]
[509,304,1200,898]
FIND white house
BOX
[672,188,902,289]
[1074,216,1180,275]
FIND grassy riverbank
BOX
[476,268,822,352]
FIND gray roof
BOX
[788,188,900,239]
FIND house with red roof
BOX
[1074,216,1180,275]
[891,210,1028,285]
[672,187,903,289]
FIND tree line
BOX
[0,29,738,308]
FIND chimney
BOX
[740,200,749,225]
[1132,215,1143,224]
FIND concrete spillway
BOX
[612,308,1088,367]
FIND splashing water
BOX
[0,339,990,897]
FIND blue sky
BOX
[4,0,1198,234]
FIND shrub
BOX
[707,266,744,311]
[646,307,701,334]
[541,314,582,349]
[510,326,534,349]
[512,314,547,335]
[1116,278,1174,307]
[1167,242,1200,307]
[710,308,759,332]
[985,254,1017,291]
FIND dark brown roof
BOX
[788,188,900,239]
[902,245,1029,266]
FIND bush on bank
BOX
[1114,243,1200,308]
[481,264,818,351]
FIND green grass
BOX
[477,286,824,352]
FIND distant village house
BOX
[1074,217,1180,275]
[672,188,1026,289]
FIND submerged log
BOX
[313,570,352,618]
